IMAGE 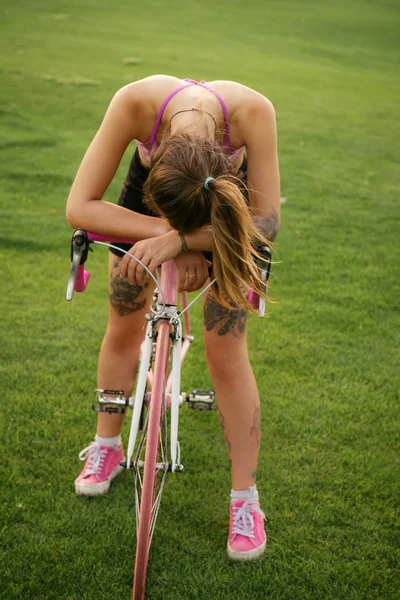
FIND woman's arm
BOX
[244,94,280,242]
[66,85,169,240]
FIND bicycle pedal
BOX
[187,389,216,410]
[168,463,184,472]
[92,388,129,414]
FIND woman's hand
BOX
[174,251,211,293]
[119,230,181,285]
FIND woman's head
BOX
[144,134,238,231]
[144,133,270,311]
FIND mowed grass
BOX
[0,1,399,598]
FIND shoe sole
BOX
[75,464,125,496]
[227,538,267,561]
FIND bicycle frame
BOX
[126,259,188,474]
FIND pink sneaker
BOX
[75,441,124,496]
[227,500,267,560]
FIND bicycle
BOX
[66,229,271,600]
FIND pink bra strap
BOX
[147,79,196,143]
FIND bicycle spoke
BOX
[133,385,169,548]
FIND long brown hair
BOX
[144,133,271,311]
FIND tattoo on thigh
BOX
[218,409,232,461]
[109,260,148,316]
[204,294,247,338]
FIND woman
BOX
[66,75,280,560]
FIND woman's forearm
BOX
[184,226,214,252]
[66,199,169,240]
[183,210,280,253]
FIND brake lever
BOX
[66,229,92,301]
[256,245,272,317]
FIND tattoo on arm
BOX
[109,259,148,316]
[253,207,280,242]
[204,294,247,338]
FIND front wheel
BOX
[133,321,170,600]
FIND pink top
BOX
[136,78,245,164]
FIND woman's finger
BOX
[184,270,195,292]
[127,261,137,285]
[194,265,203,291]
[127,253,143,285]
[119,256,129,279]
[135,258,146,284]
[119,245,137,278]
[177,265,187,293]
[138,256,152,284]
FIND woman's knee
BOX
[108,253,154,318]
[103,323,144,354]
[205,342,249,380]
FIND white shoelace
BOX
[78,442,108,476]
[231,500,266,538]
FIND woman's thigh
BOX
[203,288,249,372]
[106,253,155,341]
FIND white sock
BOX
[95,434,121,447]
[230,485,259,504]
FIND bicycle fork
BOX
[125,313,185,473]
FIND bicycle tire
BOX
[133,321,171,600]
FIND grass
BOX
[0,0,399,598]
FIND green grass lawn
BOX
[1,1,399,598]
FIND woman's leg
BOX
[203,290,266,559]
[75,253,155,495]
[96,253,156,437]
[203,291,261,491]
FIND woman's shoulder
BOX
[116,75,184,102]
[206,80,273,104]
[113,76,183,139]
[204,81,275,148]
[204,80,275,133]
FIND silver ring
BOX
[188,274,196,278]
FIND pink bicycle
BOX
[66,229,271,600]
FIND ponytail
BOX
[208,176,270,311]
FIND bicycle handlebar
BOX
[66,229,271,316]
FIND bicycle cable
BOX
[176,278,216,320]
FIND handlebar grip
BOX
[74,264,91,292]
